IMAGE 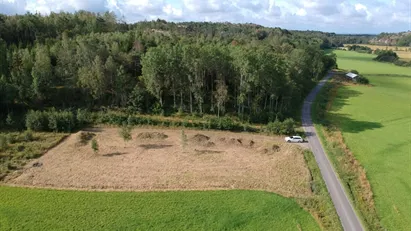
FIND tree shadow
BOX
[328,113,383,133]
[83,127,104,133]
[139,144,173,150]
[328,87,363,112]
[102,152,127,157]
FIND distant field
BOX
[344,44,411,60]
[331,50,411,230]
[0,187,320,231]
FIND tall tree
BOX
[32,45,53,100]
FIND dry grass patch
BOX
[7,128,312,198]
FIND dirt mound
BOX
[272,144,281,152]
[204,141,215,147]
[76,132,95,146]
[137,132,168,139]
[260,144,281,154]
[190,134,210,143]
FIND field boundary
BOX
[311,79,384,230]
[297,150,342,231]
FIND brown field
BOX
[6,128,311,198]
[344,44,411,60]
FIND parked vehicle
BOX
[285,136,304,143]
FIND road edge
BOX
[302,73,365,231]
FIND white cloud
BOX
[296,8,307,16]
[0,0,410,33]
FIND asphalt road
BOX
[301,73,364,231]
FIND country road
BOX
[301,73,364,231]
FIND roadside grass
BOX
[0,187,320,231]
[311,80,382,230]
[0,131,67,180]
[297,150,342,231]
[315,50,411,230]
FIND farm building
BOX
[346,72,358,81]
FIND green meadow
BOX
[0,187,319,231]
[331,50,411,230]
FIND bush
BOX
[22,130,34,142]
[266,119,282,134]
[91,139,99,153]
[357,76,370,85]
[119,124,132,143]
[76,109,91,126]
[266,118,295,135]
[281,118,296,135]
[48,110,76,132]
[26,110,48,131]
[0,135,7,151]
[6,112,14,127]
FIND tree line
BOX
[0,12,337,128]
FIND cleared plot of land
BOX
[344,44,411,60]
[332,50,411,230]
[0,186,320,231]
[7,128,311,198]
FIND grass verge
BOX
[297,150,343,231]
[311,79,383,230]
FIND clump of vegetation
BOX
[91,139,99,153]
[6,113,14,128]
[346,45,372,54]
[77,132,95,146]
[374,50,398,62]
[181,130,187,150]
[0,135,8,151]
[119,124,132,146]
[22,130,34,142]
[266,118,296,135]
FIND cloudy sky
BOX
[1,0,410,33]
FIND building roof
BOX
[346,72,358,78]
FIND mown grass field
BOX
[330,50,411,230]
[344,44,411,60]
[0,187,320,231]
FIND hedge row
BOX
[25,109,258,133]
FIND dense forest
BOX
[0,11,348,129]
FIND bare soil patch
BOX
[7,128,312,197]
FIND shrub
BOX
[266,119,282,134]
[91,139,99,153]
[26,110,48,131]
[22,130,34,142]
[0,135,7,151]
[6,112,14,127]
[76,109,91,126]
[357,76,370,85]
[48,110,76,132]
[281,118,296,135]
[119,124,132,144]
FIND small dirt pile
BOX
[137,132,168,139]
[190,134,210,143]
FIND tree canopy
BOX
[0,12,339,125]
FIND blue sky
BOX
[1,0,410,33]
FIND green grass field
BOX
[0,187,320,231]
[332,50,411,230]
